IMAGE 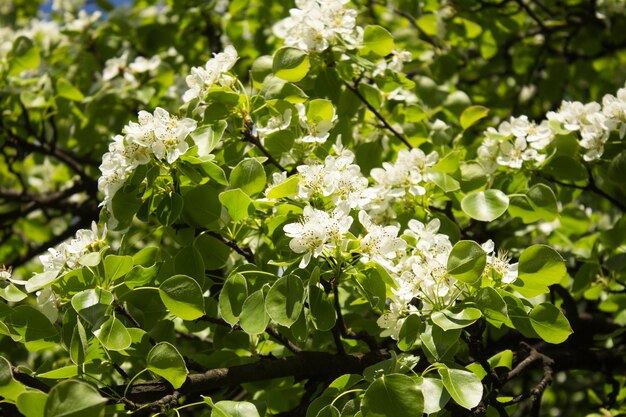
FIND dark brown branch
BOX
[204,230,255,264]
[11,366,51,393]
[116,351,384,405]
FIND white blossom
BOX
[183,45,238,102]
[295,149,369,208]
[39,221,107,275]
[358,211,407,270]
[481,240,518,284]
[103,51,135,83]
[283,203,353,268]
[273,0,361,52]
[99,108,196,212]
[129,55,161,73]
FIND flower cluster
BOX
[183,45,238,103]
[364,148,438,220]
[283,203,353,268]
[273,0,362,52]
[39,221,107,276]
[295,148,369,208]
[103,51,162,83]
[479,84,626,171]
[481,240,518,285]
[98,107,197,212]
[376,218,454,338]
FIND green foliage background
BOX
[1,0,626,416]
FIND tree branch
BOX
[116,351,384,405]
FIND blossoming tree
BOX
[1,0,626,416]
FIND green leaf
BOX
[358,84,383,109]
[509,184,558,223]
[25,271,59,293]
[361,374,424,417]
[416,14,438,36]
[133,246,160,266]
[420,325,460,362]
[267,175,300,199]
[230,158,267,196]
[488,350,513,370]
[306,99,335,122]
[415,377,450,414]
[159,275,205,320]
[71,288,114,326]
[93,316,132,351]
[56,78,84,101]
[397,314,422,351]
[70,320,88,365]
[461,190,509,222]
[9,306,59,351]
[512,245,566,297]
[239,289,270,334]
[211,400,261,417]
[17,391,47,417]
[191,121,227,156]
[308,283,336,331]
[155,192,183,226]
[447,241,487,284]
[480,30,498,59]
[265,275,305,327]
[460,105,489,130]
[438,367,483,410]
[528,303,572,344]
[44,380,106,417]
[195,233,231,270]
[0,282,27,302]
[38,366,80,379]
[174,245,205,281]
[125,264,159,289]
[432,306,482,330]
[9,36,40,76]
[475,287,510,327]
[355,270,386,310]
[104,255,134,282]
[78,251,101,267]
[219,188,253,222]
[182,183,222,230]
[147,342,188,389]
[525,183,559,220]
[201,160,229,185]
[363,25,394,56]
[428,170,460,193]
[0,356,26,401]
[219,273,248,326]
[111,185,142,231]
[316,405,341,417]
[273,47,310,82]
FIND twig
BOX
[343,81,412,149]
[331,277,379,352]
[266,326,302,354]
[205,230,255,264]
[242,123,288,172]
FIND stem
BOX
[343,81,412,149]
[242,124,287,172]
